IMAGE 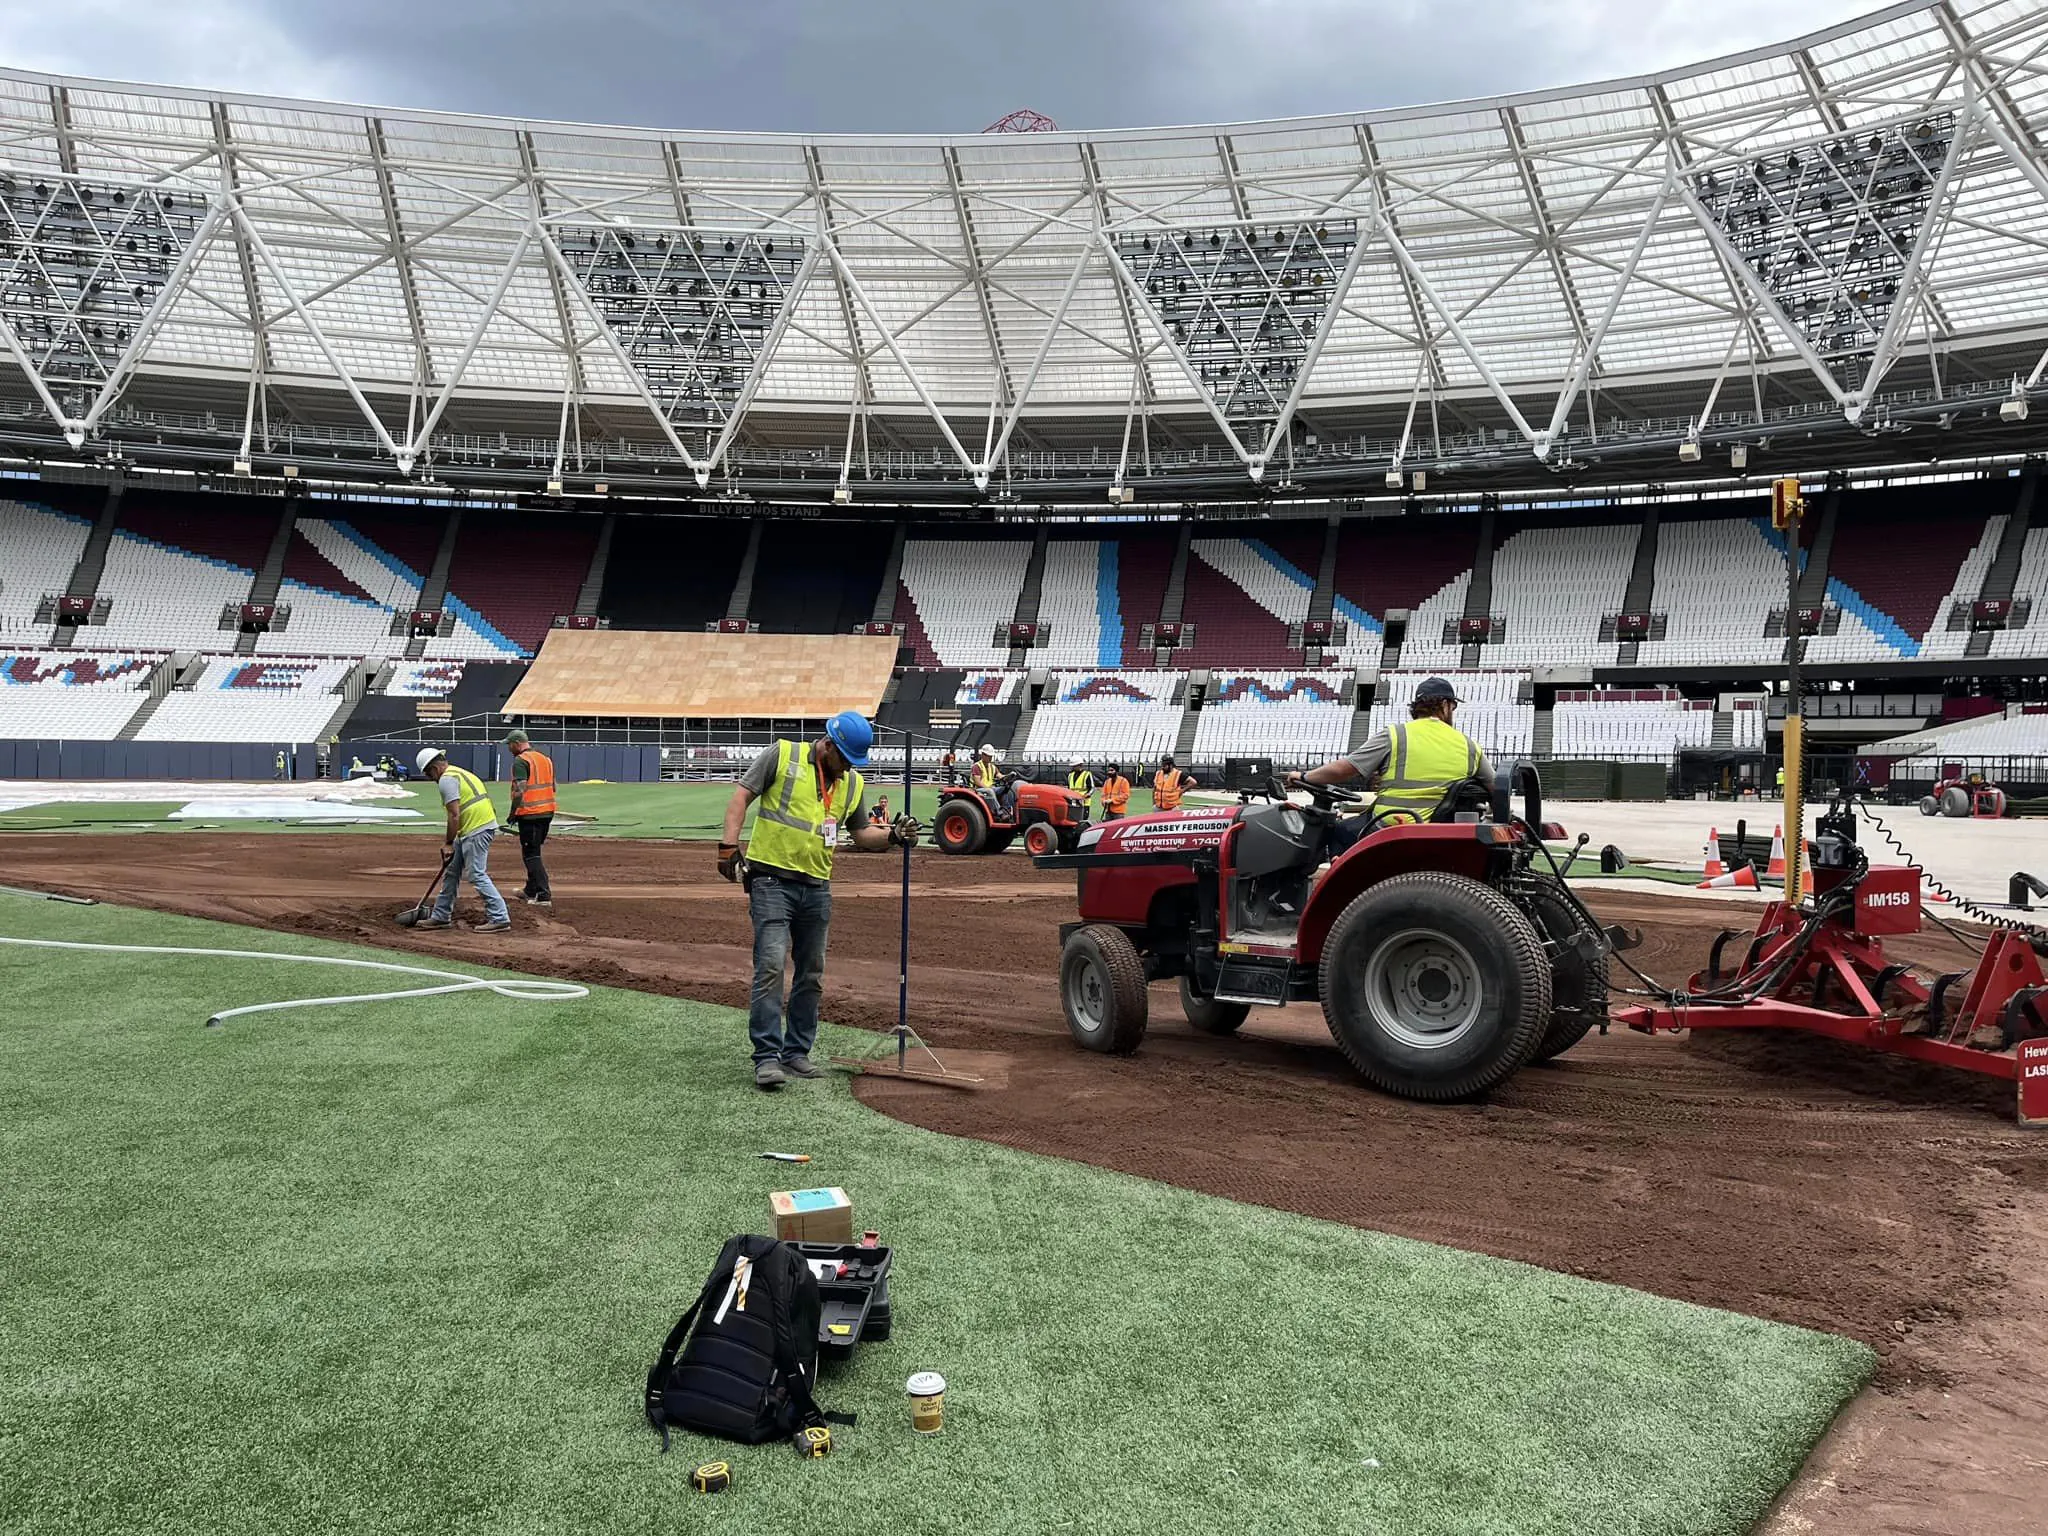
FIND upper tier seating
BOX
[88,531,255,652]
[0,500,92,643]
[137,655,357,742]
[1985,525,2048,662]
[1809,486,1996,663]
[1192,671,1353,761]
[1633,515,1787,666]
[260,515,419,659]
[1918,516,2006,663]
[1328,518,1479,670]
[957,671,1024,705]
[0,650,158,739]
[1484,523,1638,668]
[1036,540,1128,668]
[1177,532,1324,669]
[1025,670,1186,763]
[423,512,592,660]
[1551,690,1715,762]
[598,514,750,631]
[750,522,890,637]
[895,538,1033,668]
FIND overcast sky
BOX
[0,0,1888,133]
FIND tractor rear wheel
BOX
[1060,925,1149,1055]
[1940,785,1971,817]
[1180,976,1250,1036]
[1024,822,1059,857]
[1516,882,1609,1064]
[935,798,988,855]
[1318,872,1551,1101]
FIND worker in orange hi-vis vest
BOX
[1153,754,1197,811]
[505,729,557,908]
[1099,765,1132,819]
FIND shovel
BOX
[394,850,452,928]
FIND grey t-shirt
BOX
[1346,724,1493,789]
[740,744,866,877]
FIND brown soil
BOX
[3,832,2044,1535]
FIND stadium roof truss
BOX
[0,0,2044,498]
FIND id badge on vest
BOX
[820,817,838,846]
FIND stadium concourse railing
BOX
[0,739,319,780]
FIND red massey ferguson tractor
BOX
[1030,768,1621,1101]
[934,777,1091,858]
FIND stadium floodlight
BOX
[281,464,299,478]
[546,478,564,494]
[2002,383,2029,422]
[1385,469,1404,489]
[1678,436,1702,463]
[231,459,252,475]
[832,485,853,505]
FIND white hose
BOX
[0,936,588,1026]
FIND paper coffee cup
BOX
[906,1371,947,1434]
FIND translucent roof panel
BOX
[0,0,2039,482]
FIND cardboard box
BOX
[771,1187,854,1244]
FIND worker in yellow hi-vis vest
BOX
[1290,676,1492,856]
[415,748,510,932]
[719,712,921,1091]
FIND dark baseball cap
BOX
[1414,676,1461,703]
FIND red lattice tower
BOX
[984,108,1058,133]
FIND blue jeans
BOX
[748,870,832,1065]
[432,826,508,924]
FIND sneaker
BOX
[754,1060,787,1090]
[530,896,553,909]
[414,916,452,930]
[475,918,513,934]
[781,1054,825,1079]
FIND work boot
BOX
[414,916,452,930]
[754,1060,787,1090]
[781,1054,824,1079]
[475,918,512,934]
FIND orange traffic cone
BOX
[1702,829,1725,880]
[1766,825,1786,878]
[1925,877,1951,906]
[1698,864,1760,890]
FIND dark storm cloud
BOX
[2,0,1882,133]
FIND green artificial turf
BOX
[0,893,1870,1536]
[0,782,1166,839]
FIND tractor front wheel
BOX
[935,798,988,855]
[1060,925,1149,1055]
[1024,821,1059,857]
[1180,976,1250,1036]
[1319,872,1551,1101]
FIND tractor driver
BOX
[973,743,1016,820]
[1288,675,1492,856]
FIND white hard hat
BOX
[416,747,446,775]
[977,743,995,756]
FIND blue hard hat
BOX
[825,710,873,769]
[1414,676,1461,703]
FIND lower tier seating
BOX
[0,650,159,740]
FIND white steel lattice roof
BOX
[0,0,2046,494]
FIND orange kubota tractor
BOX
[934,775,1090,857]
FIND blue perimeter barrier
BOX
[0,741,317,781]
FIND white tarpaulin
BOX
[170,800,423,822]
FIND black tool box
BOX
[795,1238,892,1359]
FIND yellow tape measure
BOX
[794,1425,833,1458]
[690,1461,731,1494]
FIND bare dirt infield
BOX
[5,831,2044,1535]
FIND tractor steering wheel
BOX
[1280,774,1363,812]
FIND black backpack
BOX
[644,1235,852,1451]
